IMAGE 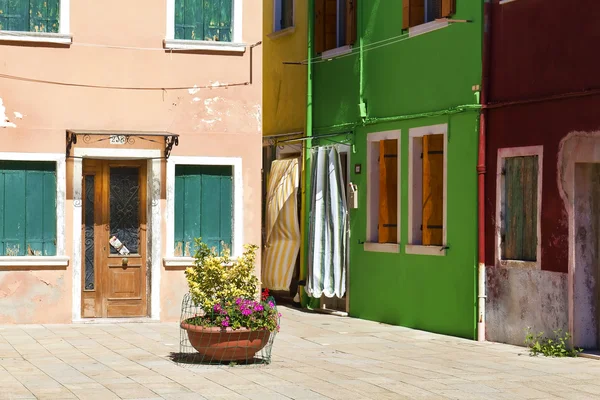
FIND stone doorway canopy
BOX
[66,130,179,159]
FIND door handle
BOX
[122,258,128,267]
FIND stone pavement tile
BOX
[143,382,193,395]
[553,390,600,400]
[129,373,174,384]
[449,383,500,394]
[229,385,292,400]
[68,388,121,400]
[162,394,208,400]
[301,382,373,400]
[26,388,78,399]
[104,383,161,399]
[571,384,600,396]
[263,384,331,400]
[430,389,487,399]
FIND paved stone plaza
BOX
[0,306,599,399]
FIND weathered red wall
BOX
[484,0,600,274]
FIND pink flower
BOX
[268,301,275,309]
[221,317,230,327]
[242,309,253,316]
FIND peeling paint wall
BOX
[0,270,70,323]
[486,266,568,345]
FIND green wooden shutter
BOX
[503,156,538,261]
[0,161,56,256]
[174,165,233,256]
[30,0,60,33]
[0,0,59,33]
[174,0,232,41]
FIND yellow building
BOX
[261,0,307,304]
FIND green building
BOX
[300,0,483,339]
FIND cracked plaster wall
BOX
[486,266,568,345]
[0,270,70,323]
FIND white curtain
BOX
[306,146,348,298]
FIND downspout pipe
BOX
[299,0,315,307]
[477,0,492,342]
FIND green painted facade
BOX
[306,0,482,339]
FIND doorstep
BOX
[73,317,160,324]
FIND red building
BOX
[483,0,600,349]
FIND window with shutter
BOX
[0,161,57,256]
[402,0,455,30]
[407,124,447,254]
[366,131,400,249]
[378,140,398,244]
[274,0,294,32]
[174,165,233,256]
[314,0,357,54]
[0,0,60,33]
[422,134,444,246]
[175,0,233,42]
[502,156,538,261]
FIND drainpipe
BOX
[477,0,492,342]
[299,0,315,307]
[358,0,366,125]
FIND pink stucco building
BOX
[0,0,262,323]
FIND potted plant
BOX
[180,239,280,362]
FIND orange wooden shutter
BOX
[402,0,410,29]
[325,0,337,51]
[422,134,444,246]
[378,140,398,243]
[315,0,326,54]
[441,0,456,18]
[345,0,357,46]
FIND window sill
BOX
[363,242,400,253]
[405,245,446,256]
[0,31,72,45]
[267,26,295,40]
[321,45,352,60]
[163,257,195,269]
[498,259,538,269]
[163,39,246,53]
[408,19,449,38]
[0,256,70,267]
[499,0,520,4]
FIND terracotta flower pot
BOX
[180,321,271,362]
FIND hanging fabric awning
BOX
[306,146,348,299]
[262,158,300,291]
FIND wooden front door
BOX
[82,160,148,318]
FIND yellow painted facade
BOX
[262,0,307,137]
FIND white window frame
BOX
[0,0,71,45]
[320,0,352,59]
[0,152,68,267]
[365,130,401,253]
[495,146,543,269]
[164,156,243,268]
[273,0,294,33]
[406,123,447,256]
[165,0,245,52]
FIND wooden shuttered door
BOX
[314,0,357,54]
[174,165,233,256]
[502,156,538,261]
[378,140,398,244]
[0,0,60,32]
[0,162,57,256]
[175,0,232,41]
[422,134,444,246]
[402,0,456,30]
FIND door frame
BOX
[72,148,162,321]
[558,132,600,348]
